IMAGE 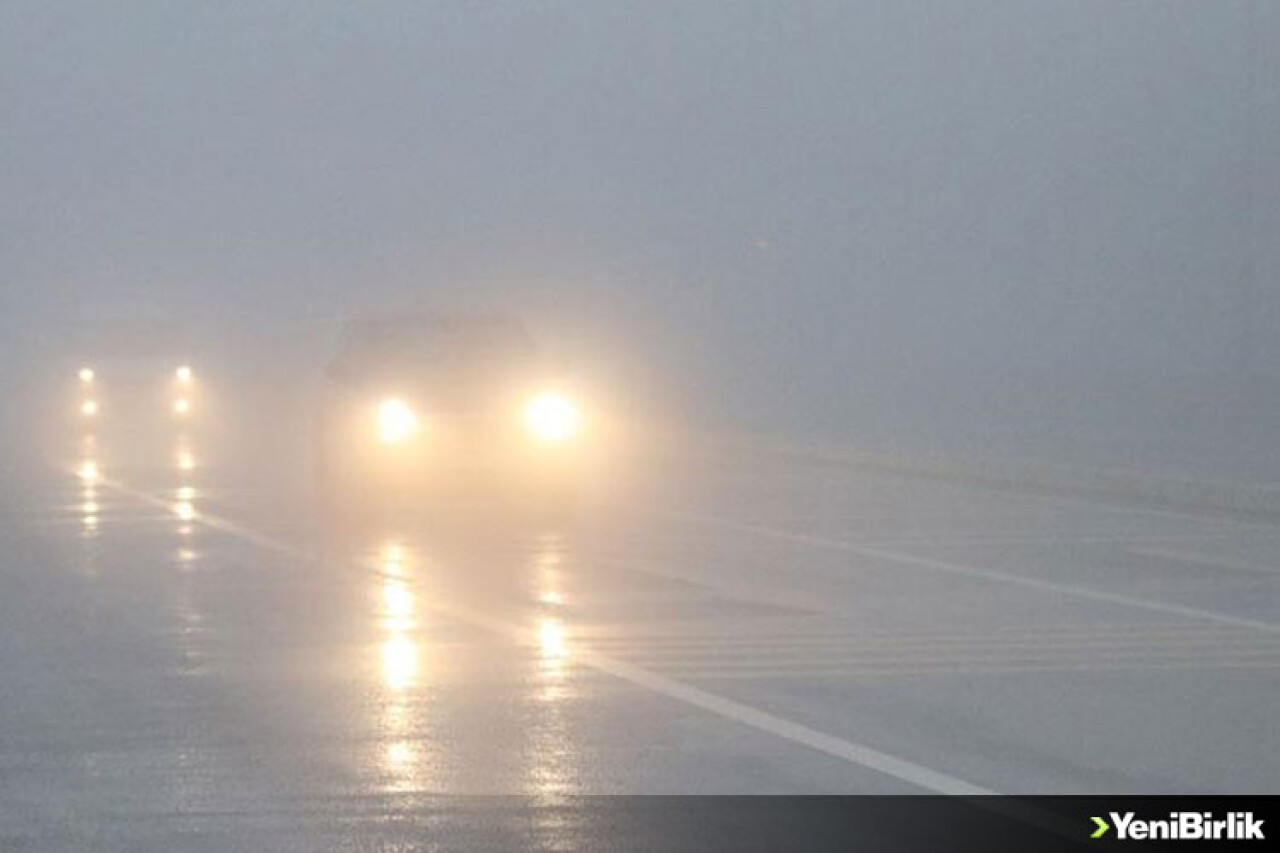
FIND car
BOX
[68,319,201,436]
[312,313,588,512]
[58,317,204,480]
[72,360,198,429]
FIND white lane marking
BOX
[646,659,1280,680]
[614,638,1280,661]
[725,441,1280,532]
[810,530,1277,548]
[1128,546,1280,576]
[641,506,1280,635]
[561,648,998,796]
[925,477,1280,531]
[91,473,996,797]
[604,621,1280,674]
[607,555,849,618]
[583,623,1263,645]
[448,599,997,795]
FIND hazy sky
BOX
[2,1,1275,421]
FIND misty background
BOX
[2,0,1276,478]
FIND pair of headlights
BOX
[79,366,192,385]
[80,399,192,418]
[76,366,195,418]
[376,392,581,444]
[173,365,194,417]
[77,367,98,418]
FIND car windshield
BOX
[335,317,539,383]
[79,320,186,361]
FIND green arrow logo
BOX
[1091,816,1111,839]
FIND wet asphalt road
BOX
[1,429,1277,851]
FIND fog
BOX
[5,5,1280,825]
[2,0,1276,473]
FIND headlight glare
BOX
[524,392,580,443]
[377,398,418,443]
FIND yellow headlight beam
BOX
[377,398,418,443]
[524,392,580,443]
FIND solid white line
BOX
[447,598,996,795]
[90,472,997,797]
[606,555,850,618]
[642,506,1280,635]
[729,437,1280,532]
[1128,546,1280,576]
[573,650,999,795]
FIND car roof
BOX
[339,312,531,344]
[330,312,539,374]
[75,318,190,362]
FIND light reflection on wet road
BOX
[1,430,1278,848]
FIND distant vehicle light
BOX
[377,398,418,443]
[175,366,192,383]
[524,392,580,443]
[78,367,95,383]
[78,461,99,481]
[173,398,191,415]
[80,399,99,417]
[539,618,568,659]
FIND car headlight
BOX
[78,367,95,384]
[524,392,580,443]
[80,399,99,417]
[377,398,418,443]
[173,398,191,416]
[175,365,193,383]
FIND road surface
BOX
[1,430,1277,850]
